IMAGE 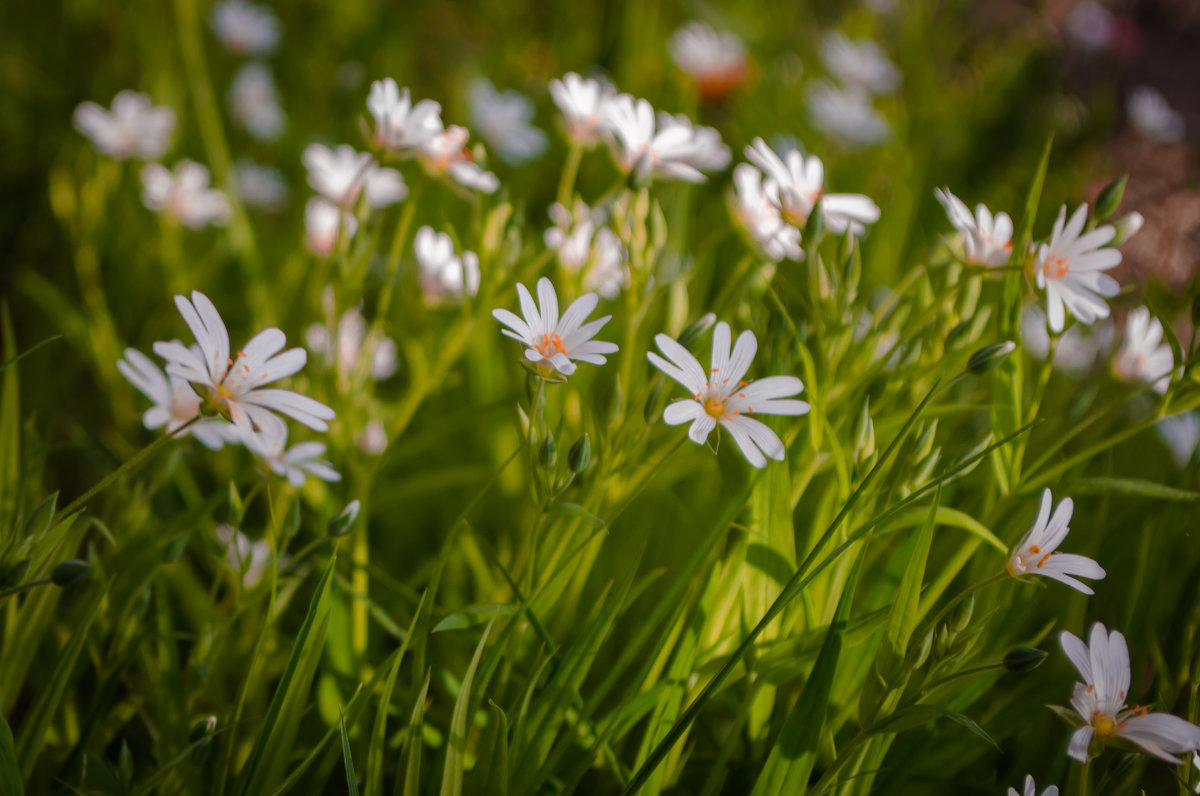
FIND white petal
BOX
[663,400,705,426]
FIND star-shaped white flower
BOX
[417,125,500,193]
[1034,204,1122,333]
[414,226,481,303]
[304,198,358,256]
[1007,488,1105,594]
[302,144,407,208]
[1156,412,1200,469]
[1007,774,1058,796]
[243,428,341,488]
[731,163,802,262]
[648,322,810,468]
[141,161,231,229]
[492,277,618,377]
[549,72,614,147]
[229,63,286,142]
[806,81,891,146]
[367,78,444,153]
[73,91,175,161]
[117,348,241,450]
[820,32,900,94]
[669,21,749,101]
[1060,623,1200,763]
[602,94,731,183]
[746,137,880,235]
[1112,307,1174,393]
[209,0,279,55]
[153,290,335,441]
[934,188,1013,266]
[468,78,547,166]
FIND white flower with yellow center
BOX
[117,348,240,449]
[731,163,802,262]
[648,322,810,468]
[1007,775,1057,796]
[1112,307,1174,393]
[934,188,1013,266]
[417,125,500,194]
[302,144,407,208]
[746,137,880,235]
[414,226,481,303]
[668,21,750,101]
[468,78,547,166]
[492,277,618,377]
[1033,204,1121,333]
[141,161,231,229]
[549,72,613,147]
[367,78,444,153]
[820,32,900,94]
[1006,489,1104,594]
[209,0,279,56]
[243,428,341,488]
[602,94,731,183]
[73,91,175,160]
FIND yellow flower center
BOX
[703,396,726,419]
[1091,712,1117,737]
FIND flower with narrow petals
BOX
[731,163,802,262]
[934,188,1013,266]
[417,125,500,193]
[492,277,618,377]
[820,32,900,94]
[305,289,397,380]
[235,159,288,211]
[216,524,274,588]
[549,72,614,147]
[209,0,279,55]
[414,226,481,302]
[73,91,175,160]
[1060,623,1200,763]
[1112,307,1174,392]
[1007,774,1058,796]
[1033,204,1121,333]
[229,62,286,141]
[468,78,547,166]
[1006,489,1105,594]
[243,428,341,487]
[302,144,407,208]
[1127,85,1185,143]
[153,290,335,441]
[746,137,880,235]
[806,81,891,145]
[117,348,241,449]
[602,94,731,183]
[367,78,444,152]
[669,22,750,101]
[1157,412,1200,468]
[648,322,810,468]
[141,161,231,229]
[304,198,358,256]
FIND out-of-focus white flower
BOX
[1156,412,1200,468]
[1007,774,1058,796]
[305,291,398,380]
[820,32,900,94]
[234,159,287,211]
[356,419,388,455]
[583,228,630,299]
[806,81,891,145]
[304,197,358,256]
[1020,305,1098,376]
[648,321,810,468]
[745,137,880,234]
[1127,85,1185,143]
[243,428,340,487]
[209,0,279,56]
[302,143,407,208]
[1066,1,1115,52]
[117,348,241,449]
[1007,488,1105,594]
[1033,204,1121,333]
[731,164,802,261]
[141,161,231,229]
[602,94,731,183]
[417,125,500,193]
[73,91,175,160]
[1112,307,1174,393]
[1060,623,1200,763]
[669,21,750,101]
[467,78,547,166]
[934,188,1013,266]
[549,72,614,147]
[215,524,274,589]
[367,78,444,152]
[229,62,286,141]
[492,277,618,377]
[414,226,480,303]
[153,290,335,441]
[544,202,630,298]
[1113,211,1144,246]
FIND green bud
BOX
[227,482,245,526]
[804,200,826,243]
[854,398,875,462]
[912,449,941,487]
[161,533,189,564]
[952,594,975,633]
[967,341,1016,374]
[189,715,218,764]
[0,557,31,588]
[1093,175,1127,220]
[906,626,934,671]
[51,559,93,588]
[119,739,133,785]
[568,434,592,474]
[1003,646,1048,673]
[328,499,361,538]
[951,433,993,477]
[945,319,972,348]
[914,419,939,461]
[876,640,907,688]
[678,313,717,348]
[539,433,558,469]
[934,624,951,658]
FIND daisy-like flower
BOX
[745,137,880,235]
[1020,305,1099,376]
[302,144,407,208]
[820,32,901,94]
[647,322,811,468]
[1006,488,1105,594]
[414,226,481,303]
[730,163,802,261]
[934,188,1013,266]
[1112,307,1174,392]
[234,159,288,211]
[1156,412,1200,468]
[73,91,175,160]
[1007,775,1058,796]
[304,197,358,256]
[117,348,240,450]
[1033,204,1122,333]
[668,22,750,101]
[243,428,341,488]
[417,125,500,194]
[1060,623,1200,763]
[305,290,397,380]
[209,0,279,56]
[152,290,335,441]
[806,81,891,146]
[229,62,286,141]
[216,524,274,589]
[141,161,231,229]
[549,72,613,147]
[1127,85,1185,143]
[492,277,618,377]
[366,78,444,153]
[468,78,547,166]
[601,94,731,183]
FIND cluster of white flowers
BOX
[414,227,481,304]
[544,200,629,298]
[806,32,898,146]
[211,0,287,145]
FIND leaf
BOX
[547,502,607,526]
[433,604,516,633]
[0,713,21,796]
[1069,477,1200,502]
[887,486,940,657]
[467,701,508,796]
[440,618,495,796]
[0,304,20,542]
[400,671,432,796]
[366,591,426,796]
[340,709,361,796]
[867,703,1000,750]
[883,505,1007,554]
[0,334,61,376]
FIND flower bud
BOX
[854,398,875,463]
[804,200,826,243]
[678,313,717,348]
[1003,646,1048,673]
[568,434,592,474]
[51,559,93,588]
[967,341,1016,374]
[934,624,951,658]
[952,594,975,633]
[328,499,361,538]
[906,627,934,671]
[189,715,218,764]
[1093,175,1127,220]
[539,433,558,469]
[1112,211,1143,245]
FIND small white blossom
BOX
[215,524,274,589]
[367,78,444,152]
[1156,412,1200,468]
[356,419,388,455]
[304,197,358,256]
[468,78,547,166]
[1020,305,1100,376]
[141,161,231,229]
[414,226,480,303]
[669,22,749,100]
[602,94,731,183]
[731,164,802,261]
[549,72,614,147]
[1007,488,1105,594]
[934,188,1013,266]
[302,143,407,208]
[305,291,397,380]
[229,62,286,141]
[234,159,288,211]
[417,125,500,193]
[745,137,880,234]
[492,277,618,377]
[117,348,240,449]
[1112,307,1174,392]
[1007,774,1058,796]
[544,202,631,298]
[1127,85,1185,143]
[820,32,900,94]
[1034,204,1121,333]
[73,91,175,160]
[209,0,279,56]
[806,81,891,145]
[243,428,340,487]
[582,228,630,299]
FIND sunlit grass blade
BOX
[400,670,433,796]
[365,591,425,796]
[440,618,494,796]
[466,701,508,796]
[340,709,361,796]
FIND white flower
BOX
[1033,204,1121,333]
[1007,774,1058,796]
[356,419,388,455]
[668,22,749,100]
[414,226,480,302]
[216,524,274,588]
[544,202,631,298]
[73,91,175,161]
[1020,305,1099,376]
[234,159,287,211]
[731,164,802,261]
[304,198,358,256]
[1156,412,1200,468]
[1006,488,1105,594]
[152,290,335,441]
[820,32,900,94]
[467,78,547,166]
[117,348,240,449]
[229,62,286,141]
[1112,307,1174,392]
[806,81,891,145]
[209,0,279,55]
[745,137,880,234]
[1061,623,1200,763]
[1066,1,1115,51]
[934,188,1013,266]
[648,322,810,468]
[243,428,340,488]
[492,277,618,377]
[583,228,630,299]
[1127,85,1185,143]
[141,161,231,229]
[549,72,614,147]
[602,94,731,183]
[302,143,407,208]
[367,78,444,152]
[305,291,397,380]
[417,125,500,193]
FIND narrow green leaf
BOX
[882,506,1006,554]
[547,501,607,525]
[367,591,426,796]
[0,304,20,542]
[1069,477,1200,502]
[467,701,509,796]
[440,618,495,796]
[433,603,516,634]
[340,709,361,796]
[0,334,61,376]
[400,671,432,796]
[868,703,1000,750]
[0,713,21,796]
[889,482,941,657]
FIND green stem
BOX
[556,142,583,208]
[921,570,1008,636]
[0,576,53,602]
[1014,334,1057,479]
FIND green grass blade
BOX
[467,701,508,796]
[400,671,433,796]
[366,590,426,796]
[0,713,21,796]
[886,484,941,656]
[0,304,20,545]
[340,709,361,796]
[0,334,61,376]
[440,618,495,796]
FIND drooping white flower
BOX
[745,137,880,234]
[117,348,240,449]
[356,419,388,455]
[414,226,481,303]
[234,159,288,211]
[1127,85,1185,143]
[141,161,231,229]
[215,524,274,589]
[820,32,900,94]
[417,125,500,193]
[1007,774,1058,796]
[153,290,335,441]
[1020,305,1100,376]
[302,143,407,208]
[73,91,175,161]
[544,202,631,298]
[1060,623,1200,763]
[602,94,731,184]
[366,78,444,153]
[1033,204,1122,333]
[1065,1,1115,51]
[1112,307,1174,393]
[1156,412,1200,468]
[934,188,1013,266]
[1007,488,1105,594]
[243,428,340,488]
[648,322,810,468]
[492,277,618,377]
[305,290,397,380]
[549,72,614,147]
[668,21,750,101]
[304,197,358,256]
[730,163,802,261]
[209,0,279,56]
[229,62,286,141]
[468,78,547,166]
[806,81,891,145]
